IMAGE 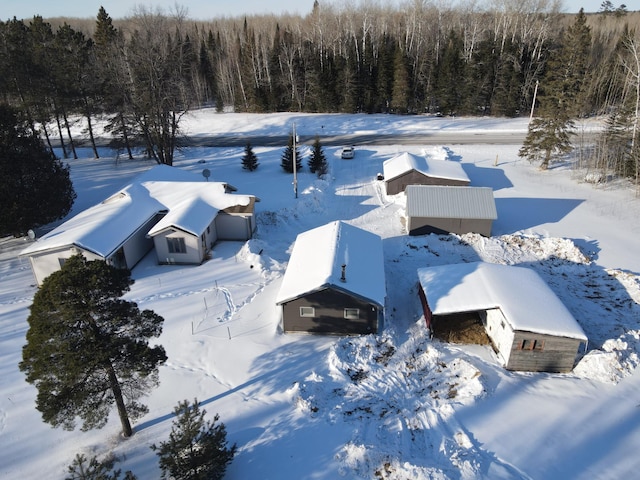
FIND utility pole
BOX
[529,79,539,122]
[292,122,298,199]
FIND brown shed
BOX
[405,185,497,236]
[275,221,386,335]
[383,152,470,195]
[417,262,588,373]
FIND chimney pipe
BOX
[340,264,346,282]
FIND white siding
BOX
[215,214,252,240]
[154,229,202,264]
[484,308,514,366]
[28,247,104,285]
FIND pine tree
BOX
[66,453,136,480]
[307,136,328,177]
[152,399,236,480]
[0,105,75,236]
[280,134,301,173]
[19,255,167,438]
[241,141,259,171]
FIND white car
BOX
[341,146,355,159]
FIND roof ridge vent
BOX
[101,192,128,204]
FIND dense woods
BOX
[0,1,638,182]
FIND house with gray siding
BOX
[276,221,386,335]
[417,262,588,373]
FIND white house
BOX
[417,262,588,373]
[21,165,258,284]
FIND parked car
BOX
[341,146,355,159]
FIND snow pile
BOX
[293,327,485,479]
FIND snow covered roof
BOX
[275,221,386,307]
[406,185,497,220]
[21,165,253,257]
[20,182,164,259]
[146,181,252,237]
[417,262,587,341]
[383,152,469,183]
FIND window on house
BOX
[521,339,545,351]
[344,308,360,319]
[58,258,66,268]
[167,237,186,254]
[300,307,315,317]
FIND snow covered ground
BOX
[1,111,639,479]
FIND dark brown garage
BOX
[275,221,386,335]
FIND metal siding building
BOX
[405,185,497,236]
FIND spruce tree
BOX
[307,136,328,177]
[152,399,236,480]
[19,255,167,438]
[241,141,259,171]
[520,10,591,169]
[390,49,410,114]
[66,454,136,480]
[0,105,75,236]
[280,134,301,173]
[518,116,574,169]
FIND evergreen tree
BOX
[280,134,301,173]
[152,399,236,480]
[54,24,100,158]
[241,141,259,171]
[435,29,466,115]
[375,34,395,112]
[390,48,411,114]
[66,453,136,480]
[307,136,328,177]
[520,10,591,169]
[0,105,75,236]
[94,7,135,160]
[19,255,167,438]
[518,116,574,169]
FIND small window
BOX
[520,339,545,351]
[300,307,315,317]
[344,308,360,319]
[167,237,186,254]
[58,258,66,268]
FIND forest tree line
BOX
[0,1,638,179]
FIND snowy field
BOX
[1,111,639,479]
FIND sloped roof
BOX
[417,262,587,341]
[21,165,254,257]
[406,185,497,220]
[20,181,164,259]
[275,221,386,307]
[383,152,469,183]
[146,181,251,237]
